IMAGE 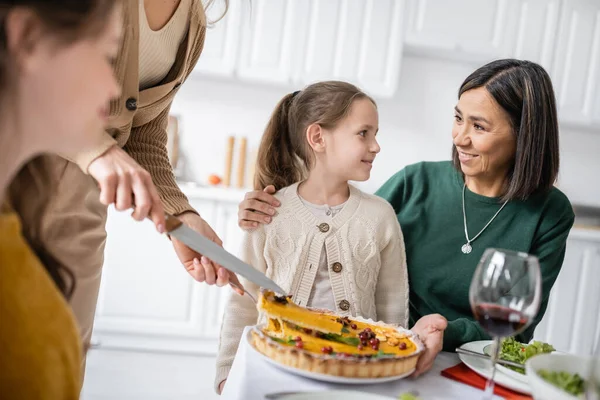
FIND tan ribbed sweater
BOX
[215,183,409,390]
[139,0,190,90]
[63,0,206,215]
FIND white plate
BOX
[458,340,531,394]
[482,344,529,384]
[247,330,415,385]
[266,390,401,400]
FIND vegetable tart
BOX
[250,290,424,378]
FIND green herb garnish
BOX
[398,393,421,400]
[538,369,586,396]
[272,336,296,346]
[375,350,396,358]
[322,333,359,346]
[341,326,350,334]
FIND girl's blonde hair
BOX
[254,81,376,190]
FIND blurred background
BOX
[81,1,600,399]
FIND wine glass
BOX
[469,248,542,399]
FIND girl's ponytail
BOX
[254,93,306,190]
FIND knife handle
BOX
[164,214,183,233]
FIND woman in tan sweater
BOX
[0,0,121,398]
[8,0,243,369]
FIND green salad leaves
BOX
[538,369,586,396]
[499,337,555,374]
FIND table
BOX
[221,327,503,399]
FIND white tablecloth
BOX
[221,327,503,399]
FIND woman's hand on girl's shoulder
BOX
[237,185,280,230]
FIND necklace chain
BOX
[461,183,509,254]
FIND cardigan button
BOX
[331,262,343,273]
[317,223,330,233]
[125,97,138,111]
[339,300,350,311]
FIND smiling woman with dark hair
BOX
[452,59,560,202]
[237,58,575,353]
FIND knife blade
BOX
[455,347,525,369]
[164,214,286,295]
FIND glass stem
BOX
[483,336,501,399]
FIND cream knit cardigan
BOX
[215,183,409,389]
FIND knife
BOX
[455,347,525,369]
[164,214,286,295]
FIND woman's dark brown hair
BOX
[453,59,560,202]
[0,0,118,89]
[1,0,118,299]
[254,81,376,191]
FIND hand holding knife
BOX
[164,214,286,296]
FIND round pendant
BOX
[461,243,472,254]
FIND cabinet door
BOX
[193,0,241,77]
[93,200,243,354]
[405,0,515,60]
[236,0,298,84]
[551,0,600,128]
[594,86,600,125]
[298,0,405,98]
[511,0,560,69]
[95,208,202,346]
[534,232,600,356]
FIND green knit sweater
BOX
[375,161,574,351]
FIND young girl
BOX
[216,81,437,393]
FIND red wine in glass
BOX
[474,304,530,337]
[469,248,541,400]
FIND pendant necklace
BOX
[461,183,509,254]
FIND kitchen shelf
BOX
[178,181,249,203]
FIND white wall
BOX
[171,55,600,206]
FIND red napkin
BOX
[441,362,533,400]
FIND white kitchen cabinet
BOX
[195,0,406,98]
[534,228,600,356]
[404,0,600,130]
[192,0,600,127]
[594,89,600,125]
[511,0,561,69]
[551,0,600,129]
[404,0,564,68]
[193,0,241,77]
[404,0,518,62]
[296,0,405,97]
[92,185,247,354]
[235,0,298,85]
